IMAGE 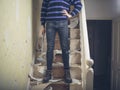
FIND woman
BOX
[40,0,82,83]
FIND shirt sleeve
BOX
[40,0,48,27]
[70,0,82,17]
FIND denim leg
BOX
[57,21,70,70]
[46,22,56,70]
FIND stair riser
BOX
[70,29,80,39]
[69,53,81,64]
[36,52,81,65]
[41,39,61,52]
[70,39,80,51]
[41,39,81,52]
[55,53,81,65]
[70,84,82,90]
[33,65,81,80]
[31,84,82,90]
[40,29,80,40]
[51,84,69,90]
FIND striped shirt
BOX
[41,0,82,26]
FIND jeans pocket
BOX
[46,22,52,26]
[59,20,68,27]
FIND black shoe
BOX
[64,69,72,83]
[42,70,52,83]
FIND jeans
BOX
[46,20,69,70]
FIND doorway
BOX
[87,20,112,90]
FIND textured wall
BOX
[111,17,120,90]
[0,0,32,89]
[32,0,42,50]
[85,0,120,19]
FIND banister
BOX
[80,0,90,60]
[79,0,94,90]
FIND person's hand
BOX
[39,26,45,37]
[41,26,46,35]
[62,10,72,18]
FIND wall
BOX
[85,0,120,20]
[32,0,42,50]
[0,0,32,90]
[111,16,120,90]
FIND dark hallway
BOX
[87,20,112,90]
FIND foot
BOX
[64,69,72,83]
[42,70,52,83]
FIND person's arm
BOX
[70,0,82,17]
[40,0,48,35]
[63,0,82,18]
[40,0,48,28]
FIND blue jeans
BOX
[46,20,69,70]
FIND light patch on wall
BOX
[16,0,19,22]
[28,16,32,40]
[4,29,10,48]
[116,0,120,14]
[116,22,120,65]
[85,0,120,19]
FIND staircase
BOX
[28,0,94,90]
[30,28,82,90]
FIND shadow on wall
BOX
[32,0,42,59]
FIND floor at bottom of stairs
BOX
[29,79,82,90]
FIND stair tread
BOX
[70,28,79,30]
[33,63,81,68]
[37,50,81,55]
[30,79,82,90]
[30,78,82,86]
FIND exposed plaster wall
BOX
[32,0,42,50]
[0,0,32,89]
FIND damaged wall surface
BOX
[0,0,32,90]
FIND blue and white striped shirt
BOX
[41,0,82,26]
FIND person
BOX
[40,0,82,83]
